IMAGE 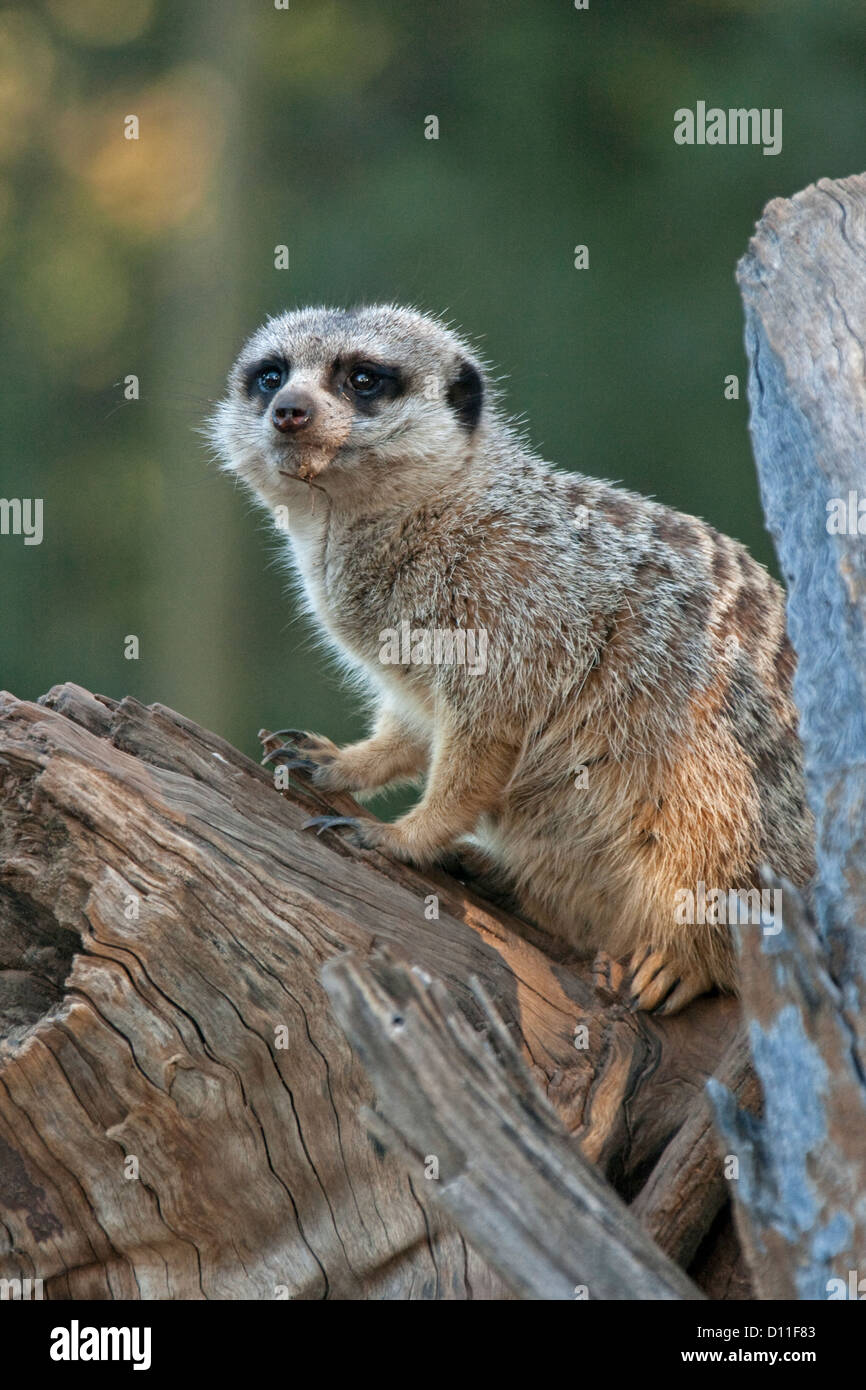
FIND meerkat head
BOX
[209,304,490,508]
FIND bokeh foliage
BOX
[1,0,864,758]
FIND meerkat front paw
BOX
[303,812,450,869]
[264,730,365,793]
[626,947,714,1015]
[303,814,419,861]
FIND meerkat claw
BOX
[270,729,312,743]
[262,745,317,771]
[303,815,365,842]
[272,755,319,775]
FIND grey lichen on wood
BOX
[738,174,866,1002]
[712,172,866,1299]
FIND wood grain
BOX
[0,682,739,1298]
[322,948,704,1300]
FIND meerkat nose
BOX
[271,392,316,433]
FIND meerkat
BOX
[210,304,815,1014]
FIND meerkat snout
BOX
[271,388,316,434]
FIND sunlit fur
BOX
[210,304,815,1014]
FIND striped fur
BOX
[211,305,814,1013]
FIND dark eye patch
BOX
[334,358,403,414]
[242,356,289,399]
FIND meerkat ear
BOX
[446,360,484,432]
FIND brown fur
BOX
[210,304,815,1013]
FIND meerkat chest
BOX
[322,516,437,645]
[284,509,434,694]
[282,507,330,617]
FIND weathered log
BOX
[321,949,703,1300]
[711,172,866,1298]
[0,682,739,1299]
[632,1034,759,1269]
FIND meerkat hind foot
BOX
[627,947,713,1015]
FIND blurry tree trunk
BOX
[148,0,254,736]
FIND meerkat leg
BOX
[307,726,519,867]
[267,708,429,795]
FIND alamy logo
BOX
[0,1276,43,1299]
[379,619,488,675]
[827,1271,866,1299]
[674,881,782,934]
[50,1320,152,1371]
[826,492,866,535]
[0,497,43,545]
[674,103,782,156]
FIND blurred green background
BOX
[1,0,864,763]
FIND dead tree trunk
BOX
[710,172,866,1299]
[0,683,743,1299]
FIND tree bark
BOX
[0,682,740,1299]
[321,949,702,1300]
[711,171,866,1299]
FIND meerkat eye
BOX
[256,364,286,395]
[347,366,383,396]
